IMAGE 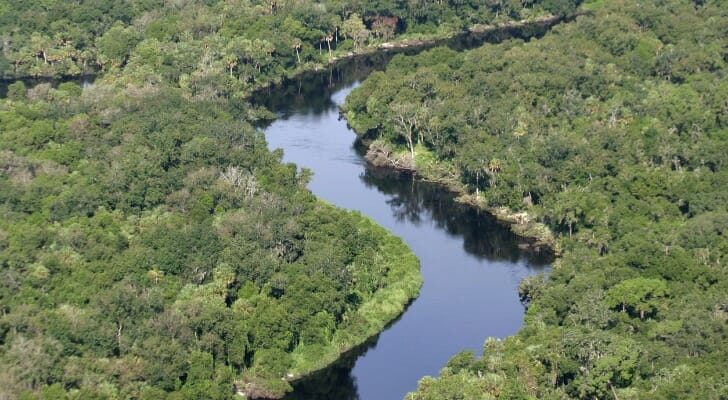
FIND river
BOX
[254,24,554,400]
[0,22,555,400]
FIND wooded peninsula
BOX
[1,0,725,399]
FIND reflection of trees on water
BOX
[280,344,362,400]
[361,167,552,267]
[252,20,554,123]
[284,165,551,400]
[0,76,95,98]
[252,53,395,121]
[283,297,411,400]
[384,176,424,226]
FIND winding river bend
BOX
[254,22,555,400]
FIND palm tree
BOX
[293,42,301,64]
[325,35,333,58]
[488,158,501,187]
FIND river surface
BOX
[255,26,553,399]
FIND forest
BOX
[0,0,571,88]
[0,76,427,398]
[0,0,529,397]
[0,0,577,398]
[2,0,721,399]
[342,0,727,398]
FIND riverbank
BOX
[360,140,559,255]
[235,207,422,399]
[243,13,561,96]
[323,14,560,65]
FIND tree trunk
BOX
[116,321,123,352]
[475,172,479,196]
[609,381,620,400]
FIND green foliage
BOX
[6,81,27,101]
[605,278,669,319]
[0,72,420,398]
[0,0,569,86]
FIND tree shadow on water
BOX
[360,166,552,267]
[283,299,412,400]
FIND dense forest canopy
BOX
[0,77,424,398]
[0,0,571,89]
[342,0,727,398]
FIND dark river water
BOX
[254,22,554,400]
